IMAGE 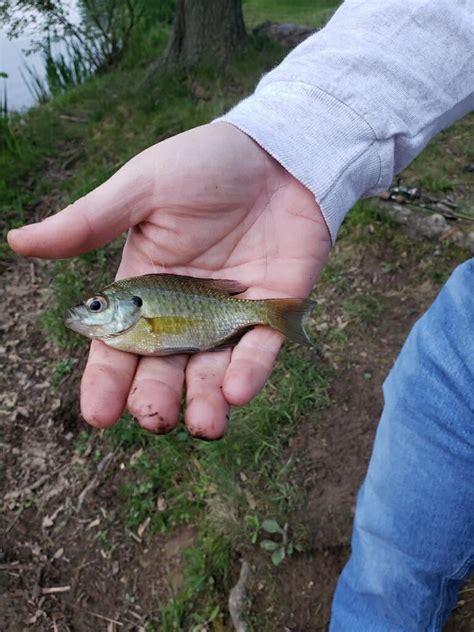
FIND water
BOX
[0,1,80,112]
[0,33,45,111]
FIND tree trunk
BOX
[165,0,246,68]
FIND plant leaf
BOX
[260,539,279,551]
[208,604,220,621]
[261,518,282,534]
[271,547,286,566]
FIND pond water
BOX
[0,1,80,112]
[0,32,45,111]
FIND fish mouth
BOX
[64,307,84,330]
[64,309,97,339]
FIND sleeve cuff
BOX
[216,80,385,243]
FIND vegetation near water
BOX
[1,0,473,629]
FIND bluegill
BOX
[64,273,315,356]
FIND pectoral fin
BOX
[207,326,254,351]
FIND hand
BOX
[8,123,331,439]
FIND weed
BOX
[259,518,303,565]
[92,448,103,464]
[75,430,90,456]
[23,39,92,104]
[381,260,402,274]
[245,514,261,544]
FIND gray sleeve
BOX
[217,0,474,242]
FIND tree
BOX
[165,0,246,68]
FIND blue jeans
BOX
[330,258,474,631]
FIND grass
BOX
[243,0,342,28]
[343,294,383,327]
[403,116,474,216]
[51,357,78,390]
[3,1,474,628]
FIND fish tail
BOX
[264,298,316,347]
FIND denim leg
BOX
[330,258,474,632]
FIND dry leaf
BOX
[138,517,150,538]
[157,496,166,512]
[87,517,101,530]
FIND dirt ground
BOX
[1,230,473,631]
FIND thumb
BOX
[7,153,153,259]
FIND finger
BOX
[7,152,153,259]
[80,340,138,428]
[127,355,187,433]
[223,326,283,406]
[185,350,231,440]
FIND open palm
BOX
[8,123,331,439]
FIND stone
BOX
[254,21,316,48]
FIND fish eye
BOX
[132,296,143,307]
[86,296,107,313]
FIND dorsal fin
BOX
[109,273,248,296]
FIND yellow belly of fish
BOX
[103,316,225,356]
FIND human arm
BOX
[219,0,474,242]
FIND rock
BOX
[253,21,316,48]
[380,203,412,224]
[453,230,474,253]
[377,203,449,239]
[375,201,474,254]
[408,212,448,240]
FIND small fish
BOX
[64,273,315,356]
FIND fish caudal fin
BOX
[265,298,316,347]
